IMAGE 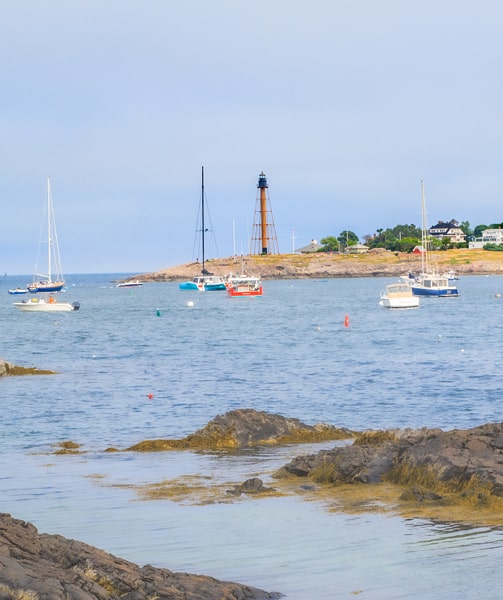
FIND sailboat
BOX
[27,178,65,293]
[179,167,226,291]
[410,181,459,298]
[14,178,80,312]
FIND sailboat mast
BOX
[421,180,428,274]
[47,178,52,282]
[201,166,205,274]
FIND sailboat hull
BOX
[27,282,65,293]
[411,285,459,297]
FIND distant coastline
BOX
[134,248,503,283]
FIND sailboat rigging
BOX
[410,181,459,297]
[179,167,226,291]
[27,178,65,293]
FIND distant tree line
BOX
[319,222,503,253]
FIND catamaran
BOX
[179,167,226,291]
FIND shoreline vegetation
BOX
[133,248,503,282]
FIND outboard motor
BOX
[72,302,80,311]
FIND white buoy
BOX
[461,348,465,353]
[187,300,194,307]
[495,293,501,298]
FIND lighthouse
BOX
[250,171,279,255]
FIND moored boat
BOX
[14,295,80,312]
[179,167,226,292]
[379,282,419,309]
[226,275,263,297]
[8,287,29,295]
[411,181,459,298]
[27,178,65,293]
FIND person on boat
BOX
[48,296,55,304]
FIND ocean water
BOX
[1,273,503,599]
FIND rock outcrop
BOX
[0,359,55,376]
[0,513,282,600]
[125,408,353,451]
[277,423,503,496]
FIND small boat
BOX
[411,181,459,298]
[116,280,143,288]
[412,272,459,297]
[27,178,66,293]
[8,287,29,295]
[226,275,263,297]
[443,269,459,282]
[14,295,80,312]
[379,282,419,309]
[179,167,226,292]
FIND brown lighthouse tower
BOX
[250,171,279,255]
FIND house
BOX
[296,239,323,253]
[412,246,425,254]
[346,243,369,254]
[428,219,465,243]
[469,228,503,249]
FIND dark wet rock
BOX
[277,423,503,496]
[0,513,282,600]
[126,408,353,451]
[400,486,444,502]
[226,477,276,496]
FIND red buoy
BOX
[344,314,349,328]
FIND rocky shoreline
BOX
[131,249,503,282]
[0,513,281,600]
[3,409,503,597]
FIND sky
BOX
[1,0,502,274]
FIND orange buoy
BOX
[147,393,154,399]
[344,314,349,328]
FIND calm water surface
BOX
[1,273,503,599]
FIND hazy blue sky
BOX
[1,1,502,274]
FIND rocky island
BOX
[131,248,503,283]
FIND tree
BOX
[474,224,489,237]
[337,230,359,245]
[319,236,339,252]
[459,221,473,238]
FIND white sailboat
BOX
[27,178,65,293]
[14,178,80,312]
[410,181,459,298]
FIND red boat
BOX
[226,275,263,297]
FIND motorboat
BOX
[380,282,419,309]
[116,280,143,288]
[14,295,80,312]
[226,275,263,297]
[8,287,29,295]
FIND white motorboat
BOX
[116,280,143,288]
[14,295,80,312]
[380,282,419,309]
